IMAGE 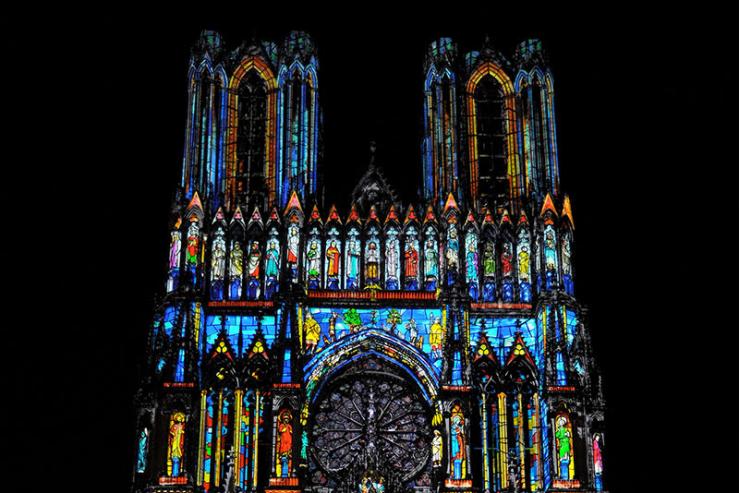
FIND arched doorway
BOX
[307,354,434,491]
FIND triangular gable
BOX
[231,206,244,224]
[213,207,225,222]
[367,205,379,222]
[209,331,235,362]
[539,193,558,217]
[474,332,498,365]
[309,204,322,223]
[268,207,280,223]
[505,332,536,368]
[423,204,437,224]
[443,193,459,217]
[347,203,361,224]
[326,204,342,224]
[187,191,203,212]
[464,209,477,227]
[404,204,418,224]
[499,209,512,227]
[248,207,263,226]
[384,204,399,224]
[482,208,495,226]
[283,191,303,216]
[518,209,529,226]
[561,194,574,229]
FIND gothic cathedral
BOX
[132,31,608,493]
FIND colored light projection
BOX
[302,306,445,373]
[470,316,541,368]
[593,433,604,491]
[274,408,293,478]
[205,313,280,349]
[167,412,186,477]
[450,403,468,479]
[554,412,574,480]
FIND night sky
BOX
[28,7,734,493]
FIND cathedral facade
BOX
[132,31,607,493]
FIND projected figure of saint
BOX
[186,223,199,266]
[483,242,495,277]
[287,226,300,281]
[167,412,185,477]
[304,312,321,354]
[430,317,443,359]
[466,242,478,281]
[432,430,443,468]
[347,238,361,288]
[405,242,419,277]
[136,428,148,473]
[229,242,243,299]
[326,241,340,277]
[306,241,321,288]
[501,243,513,277]
[385,238,399,289]
[365,241,379,282]
[265,240,280,279]
[424,238,438,290]
[555,416,572,480]
[275,409,293,478]
[167,231,181,291]
[450,413,466,479]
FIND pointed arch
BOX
[226,56,278,209]
[466,62,521,211]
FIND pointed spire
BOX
[309,204,322,223]
[482,207,495,225]
[539,193,558,217]
[368,205,379,222]
[213,206,226,223]
[384,204,399,224]
[327,204,341,224]
[283,190,303,216]
[499,209,512,226]
[404,204,418,224]
[562,194,574,229]
[231,205,244,224]
[505,332,536,367]
[268,206,280,223]
[347,203,361,223]
[423,204,437,223]
[248,206,263,226]
[443,192,459,215]
[464,209,477,226]
[187,191,203,212]
[518,209,529,225]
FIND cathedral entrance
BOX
[308,355,433,492]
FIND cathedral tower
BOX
[132,32,607,493]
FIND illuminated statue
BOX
[431,429,443,468]
[482,242,495,277]
[450,410,466,479]
[229,241,243,299]
[405,242,419,277]
[275,409,293,478]
[304,312,321,353]
[347,237,361,288]
[266,240,280,279]
[430,317,443,359]
[366,241,379,282]
[555,415,572,480]
[326,241,340,277]
[167,412,186,477]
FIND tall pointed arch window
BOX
[467,64,519,211]
[236,70,268,200]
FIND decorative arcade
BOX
[132,31,608,493]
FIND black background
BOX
[15,6,735,492]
